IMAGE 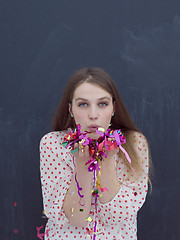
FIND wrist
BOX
[102,155,116,167]
[74,165,94,179]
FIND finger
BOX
[71,143,79,156]
[79,142,85,156]
[84,145,90,158]
[74,143,78,149]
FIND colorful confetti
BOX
[61,124,132,239]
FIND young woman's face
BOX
[70,82,115,139]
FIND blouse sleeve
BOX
[97,131,149,226]
[40,132,73,227]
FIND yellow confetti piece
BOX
[79,139,85,144]
[96,162,103,189]
[86,217,93,222]
[112,175,125,187]
[98,127,105,133]
[79,139,85,148]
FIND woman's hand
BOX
[70,142,91,171]
[104,138,119,160]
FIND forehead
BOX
[73,82,112,100]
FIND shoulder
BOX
[127,130,148,145]
[40,130,68,148]
[39,130,72,159]
[126,130,149,157]
[125,131,149,175]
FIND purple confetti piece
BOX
[75,173,84,198]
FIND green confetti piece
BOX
[61,142,68,147]
[71,147,79,154]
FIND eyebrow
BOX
[75,97,111,102]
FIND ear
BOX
[113,101,116,114]
[68,103,72,115]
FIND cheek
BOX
[103,109,112,119]
[73,109,86,124]
[101,111,113,125]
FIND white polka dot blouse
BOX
[40,130,149,240]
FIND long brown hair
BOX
[53,67,152,181]
[53,67,138,132]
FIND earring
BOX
[71,114,73,118]
[112,113,114,116]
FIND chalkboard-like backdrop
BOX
[0,1,180,239]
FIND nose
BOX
[88,107,99,120]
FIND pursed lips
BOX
[88,124,99,132]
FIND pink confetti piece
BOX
[36,226,44,240]
[100,187,108,192]
[119,145,131,164]
[36,226,50,240]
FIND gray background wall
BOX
[0,1,180,239]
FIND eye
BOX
[78,102,88,107]
[99,102,108,107]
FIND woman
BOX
[40,67,151,240]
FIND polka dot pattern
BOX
[40,131,149,240]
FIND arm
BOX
[62,144,94,227]
[40,133,73,226]
[97,147,121,204]
[97,132,149,225]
